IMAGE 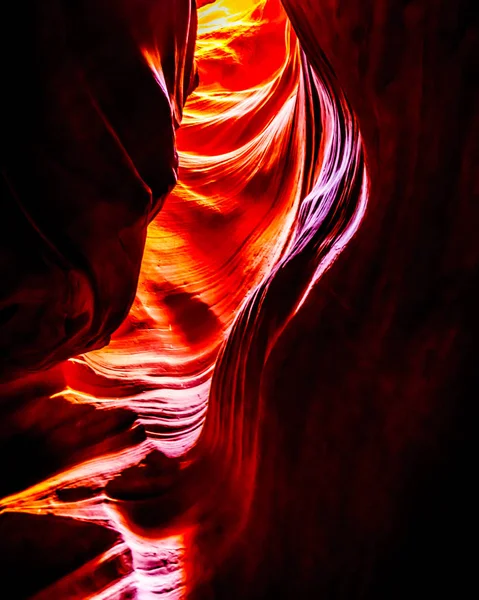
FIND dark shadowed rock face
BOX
[0,0,198,379]
[202,0,477,596]
[0,513,122,599]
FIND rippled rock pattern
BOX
[0,0,476,598]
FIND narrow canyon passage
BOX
[0,1,476,599]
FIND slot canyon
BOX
[0,1,477,598]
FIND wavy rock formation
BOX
[0,0,477,599]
